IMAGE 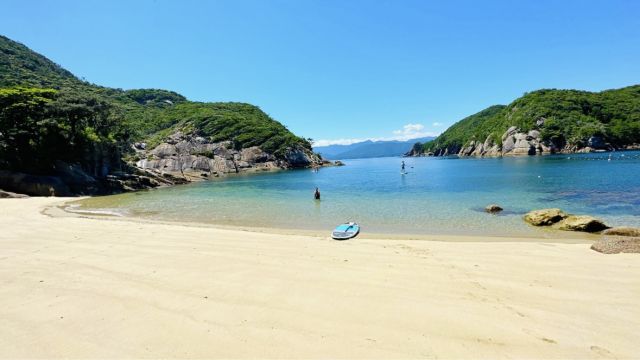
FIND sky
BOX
[2,0,639,146]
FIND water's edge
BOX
[52,198,597,243]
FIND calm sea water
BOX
[74,151,640,237]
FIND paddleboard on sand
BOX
[332,222,360,240]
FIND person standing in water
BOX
[314,187,321,200]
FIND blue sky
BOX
[2,0,639,145]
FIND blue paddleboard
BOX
[332,222,360,240]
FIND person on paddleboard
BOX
[401,161,406,172]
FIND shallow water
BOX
[75,151,640,237]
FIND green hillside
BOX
[0,35,313,180]
[418,86,640,155]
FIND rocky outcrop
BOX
[591,237,640,254]
[523,208,613,234]
[417,124,616,158]
[554,215,610,233]
[485,204,503,213]
[133,131,321,181]
[523,208,568,226]
[0,131,323,197]
[602,227,640,237]
[501,127,553,156]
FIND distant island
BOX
[0,35,323,196]
[407,86,640,157]
[314,137,434,160]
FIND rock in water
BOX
[602,227,640,237]
[555,215,610,232]
[485,204,503,213]
[591,237,640,254]
[523,208,567,226]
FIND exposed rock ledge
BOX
[132,131,323,181]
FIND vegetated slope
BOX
[0,35,317,195]
[411,86,640,156]
[315,137,434,159]
[0,35,80,88]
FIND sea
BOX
[71,151,640,238]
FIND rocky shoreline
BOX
[131,131,329,182]
[520,207,640,254]
[0,131,338,197]
[407,125,640,157]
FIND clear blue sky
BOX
[2,0,639,145]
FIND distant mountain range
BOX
[314,137,434,160]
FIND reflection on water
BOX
[74,151,640,237]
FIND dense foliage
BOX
[0,35,313,176]
[0,36,80,88]
[136,102,312,156]
[421,86,640,153]
[0,87,125,174]
[422,105,506,152]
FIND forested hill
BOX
[0,35,319,196]
[409,86,640,157]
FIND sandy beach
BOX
[0,197,638,359]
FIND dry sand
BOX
[0,197,638,359]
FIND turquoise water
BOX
[75,151,640,237]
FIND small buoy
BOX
[537,175,541,178]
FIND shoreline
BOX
[52,197,598,243]
[1,197,638,358]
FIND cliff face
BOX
[132,131,321,181]
[440,126,554,157]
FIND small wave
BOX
[64,204,127,217]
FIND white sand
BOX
[0,197,638,359]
